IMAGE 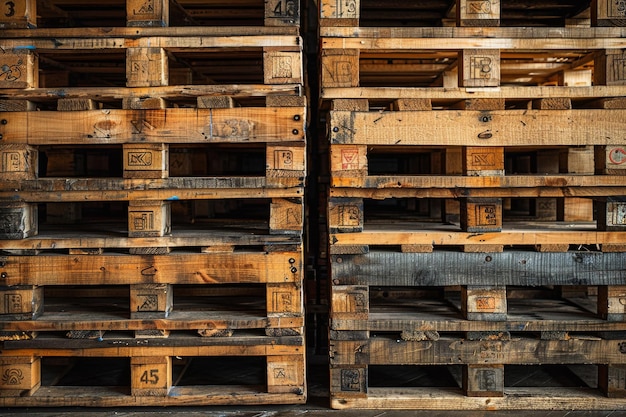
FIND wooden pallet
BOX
[331,285,626,329]
[330,361,626,410]
[320,0,614,27]
[319,28,626,89]
[0,0,300,30]
[0,32,302,89]
[0,333,305,406]
[0,283,303,340]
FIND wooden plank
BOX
[0,108,305,144]
[322,85,626,101]
[329,174,626,193]
[329,251,626,286]
[328,109,626,146]
[321,36,626,50]
[0,252,303,286]
[330,228,626,248]
[331,386,626,410]
[330,337,626,365]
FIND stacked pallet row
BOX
[321,0,626,410]
[0,0,306,406]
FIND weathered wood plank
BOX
[329,109,626,146]
[330,337,626,365]
[330,227,626,248]
[331,386,626,410]
[0,252,303,286]
[0,108,305,144]
[330,251,626,286]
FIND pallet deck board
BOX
[330,251,626,286]
[0,251,303,286]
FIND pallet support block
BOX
[328,198,363,233]
[128,200,171,238]
[457,0,500,26]
[462,286,507,321]
[123,143,169,179]
[596,197,626,230]
[263,49,303,85]
[0,49,38,89]
[593,0,626,26]
[265,0,300,26]
[0,144,37,181]
[130,283,173,320]
[267,355,305,394]
[127,0,169,27]
[460,198,502,233]
[330,144,368,187]
[599,365,626,398]
[597,145,626,174]
[0,285,42,322]
[463,364,504,397]
[131,356,172,396]
[463,146,504,176]
[266,144,306,186]
[595,50,626,85]
[321,49,359,88]
[0,203,37,239]
[331,366,367,398]
[599,286,626,321]
[331,285,368,321]
[320,0,359,25]
[0,356,40,397]
[269,198,303,235]
[459,49,500,88]
[126,48,168,87]
[0,0,36,28]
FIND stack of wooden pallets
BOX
[0,0,306,406]
[321,0,626,410]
